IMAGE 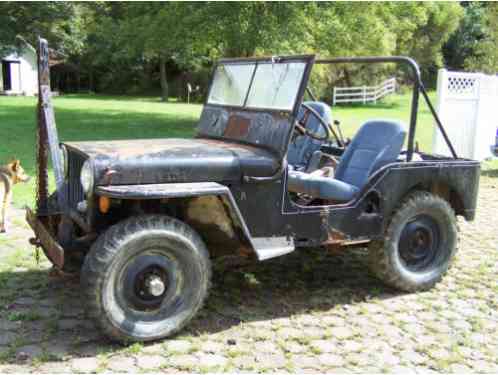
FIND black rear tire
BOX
[368,191,457,292]
[81,215,211,343]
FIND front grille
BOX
[66,150,86,210]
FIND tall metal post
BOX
[406,81,420,162]
[36,38,50,214]
[36,37,66,213]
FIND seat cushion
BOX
[334,120,406,188]
[288,170,359,202]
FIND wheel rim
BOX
[118,251,183,316]
[399,214,441,272]
[122,254,174,310]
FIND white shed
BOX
[433,69,498,161]
[0,43,38,96]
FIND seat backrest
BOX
[287,102,332,170]
[334,120,406,188]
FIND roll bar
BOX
[316,57,458,161]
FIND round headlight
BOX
[60,145,68,179]
[80,160,94,195]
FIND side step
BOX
[252,237,295,261]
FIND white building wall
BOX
[1,45,38,96]
[433,69,498,161]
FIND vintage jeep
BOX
[28,40,480,342]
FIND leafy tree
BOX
[67,3,140,93]
[6,2,494,97]
[443,2,487,70]
[389,2,462,83]
[0,2,79,55]
[464,3,498,73]
[115,3,211,101]
[300,3,462,95]
[202,2,314,57]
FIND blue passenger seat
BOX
[288,120,406,202]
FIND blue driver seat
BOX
[288,120,407,202]
[287,101,333,171]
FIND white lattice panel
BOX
[446,75,479,98]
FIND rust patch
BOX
[185,196,236,238]
[324,228,347,244]
[224,115,250,138]
[320,214,347,245]
[184,196,242,257]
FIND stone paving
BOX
[0,175,497,373]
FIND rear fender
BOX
[376,161,480,225]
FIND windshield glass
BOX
[207,60,306,111]
[246,62,305,110]
[208,64,255,107]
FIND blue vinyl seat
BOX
[288,119,406,202]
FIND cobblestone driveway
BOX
[0,175,497,373]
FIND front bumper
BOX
[26,207,64,269]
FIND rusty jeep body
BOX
[28,39,480,342]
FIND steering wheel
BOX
[294,103,332,142]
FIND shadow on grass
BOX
[0,247,400,360]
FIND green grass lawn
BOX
[0,95,203,207]
[0,91,480,208]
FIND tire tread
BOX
[368,191,457,292]
[80,214,211,342]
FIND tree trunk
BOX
[76,67,81,93]
[142,60,153,91]
[88,68,94,93]
[159,55,168,102]
[343,68,353,87]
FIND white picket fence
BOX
[332,77,396,105]
[433,69,498,160]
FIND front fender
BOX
[96,182,287,260]
[96,182,229,200]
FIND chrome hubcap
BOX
[146,275,166,297]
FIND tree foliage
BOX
[0,2,79,55]
[1,2,494,99]
[464,3,498,74]
[443,3,487,70]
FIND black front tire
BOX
[368,191,457,292]
[81,215,211,343]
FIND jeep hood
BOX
[64,138,279,185]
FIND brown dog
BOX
[0,159,31,233]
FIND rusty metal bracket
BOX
[26,207,64,269]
